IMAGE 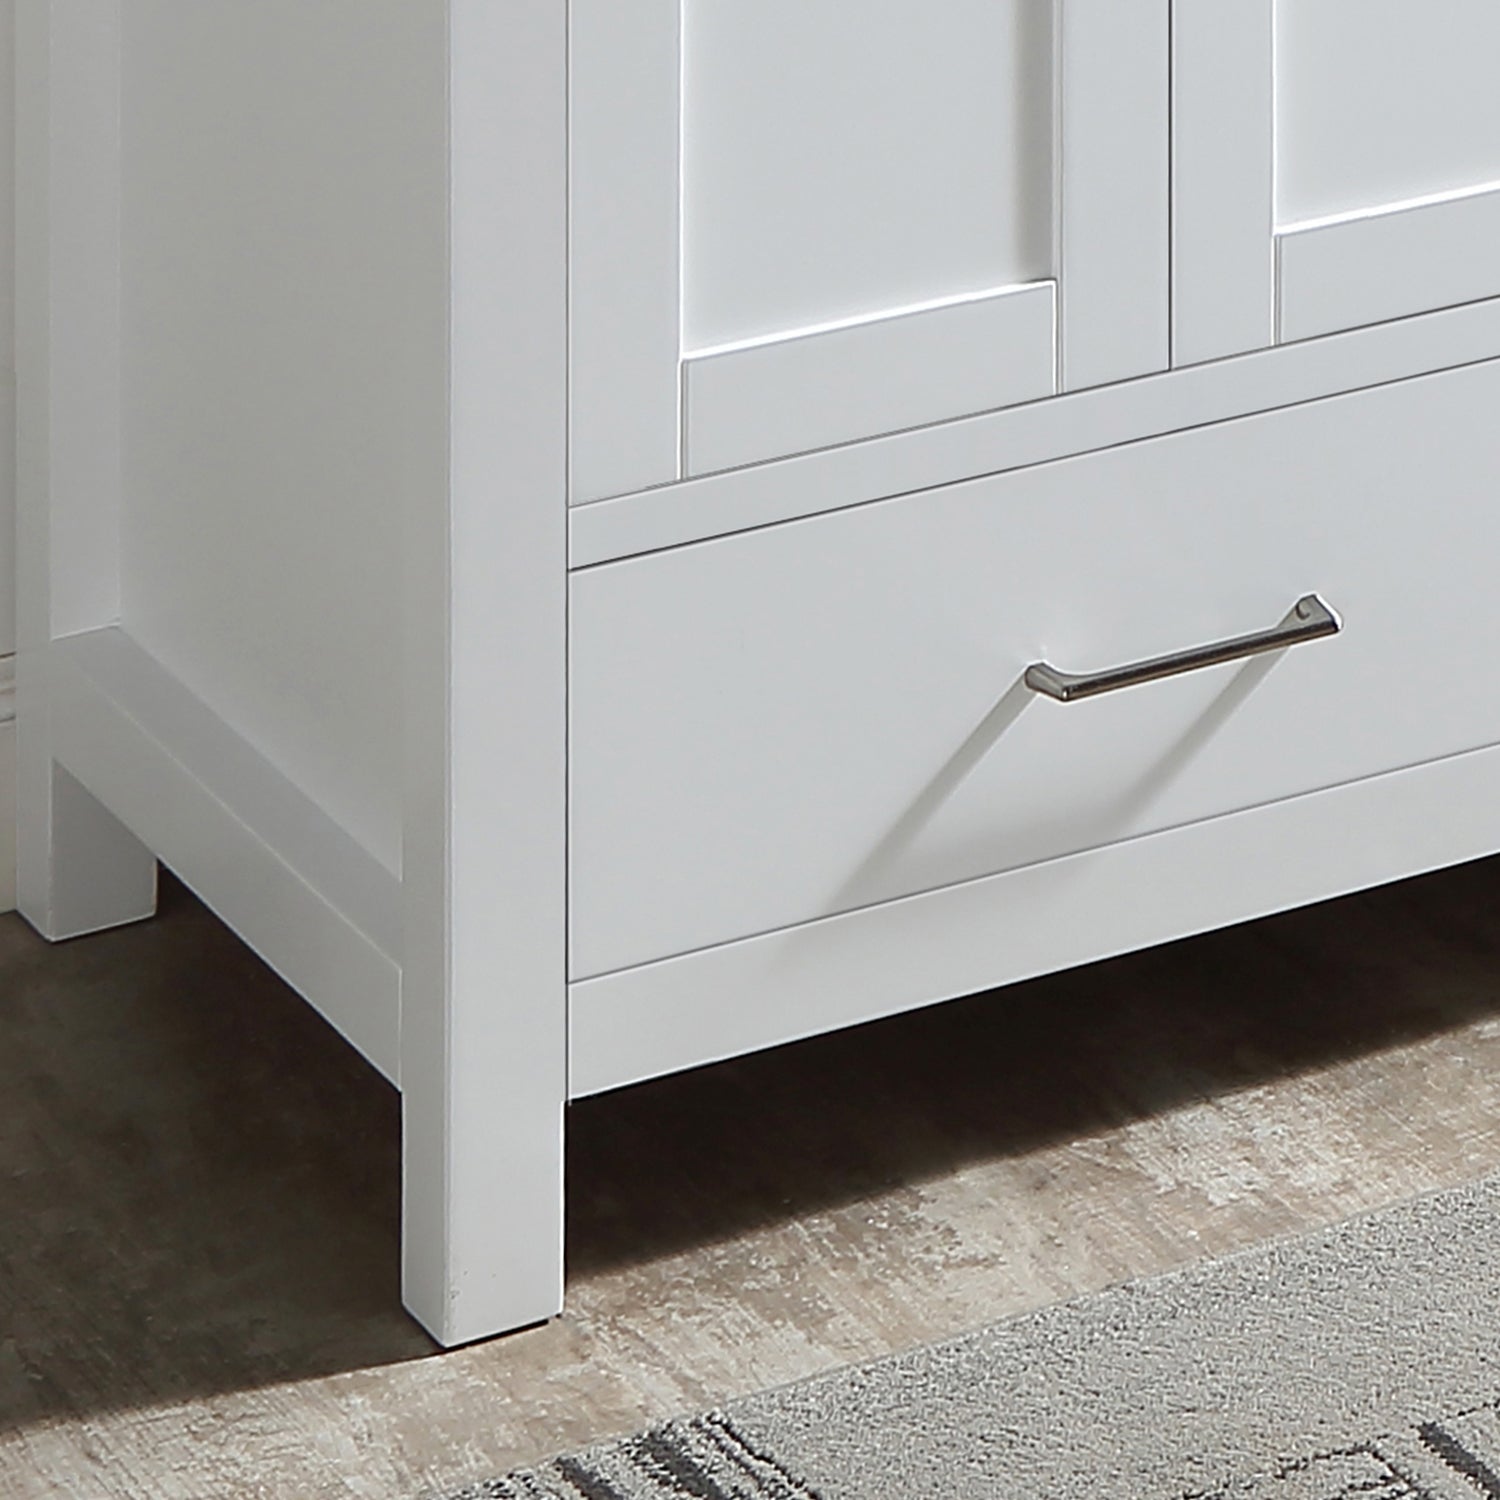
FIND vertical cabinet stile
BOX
[1057,0,1170,392]
[1170,0,1276,366]
[568,0,683,503]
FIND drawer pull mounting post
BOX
[1024,594,1341,703]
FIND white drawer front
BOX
[570,359,1500,980]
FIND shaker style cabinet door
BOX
[570,0,1169,502]
[1174,0,1500,364]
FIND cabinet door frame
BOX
[1173,0,1500,364]
[570,0,1168,502]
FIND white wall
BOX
[1,0,17,911]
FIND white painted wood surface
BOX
[683,283,1056,476]
[571,0,1169,497]
[17,0,569,1350]
[1056,0,1169,391]
[0,3,17,910]
[117,1,436,876]
[1279,186,1500,344]
[570,295,1500,567]
[572,735,1500,1097]
[1170,0,1274,366]
[15,0,157,942]
[0,718,13,914]
[49,628,400,1080]
[1274,0,1500,225]
[682,0,1053,350]
[571,360,1500,980]
[0,655,12,913]
[399,0,569,1348]
[568,0,681,504]
[0,1,15,668]
[1175,0,1500,359]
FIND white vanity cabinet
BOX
[572,0,1168,497]
[19,1,1500,1349]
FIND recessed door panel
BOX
[682,0,1053,350]
[1276,2,1500,226]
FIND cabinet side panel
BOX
[117,2,448,872]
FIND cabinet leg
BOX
[400,1038,566,1348]
[18,755,157,943]
[398,0,569,1349]
[399,875,566,1347]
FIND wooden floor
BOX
[4,861,1500,1499]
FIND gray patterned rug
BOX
[442,1173,1500,1500]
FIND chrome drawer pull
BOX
[1024,593,1341,703]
